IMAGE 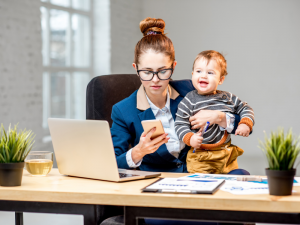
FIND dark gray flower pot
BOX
[0,162,25,186]
[266,168,296,196]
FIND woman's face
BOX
[133,49,177,97]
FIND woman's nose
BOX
[152,74,160,82]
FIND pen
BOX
[236,176,263,182]
[193,121,210,153]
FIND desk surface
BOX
[0,169,299,213]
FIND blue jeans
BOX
[145,168,250,225]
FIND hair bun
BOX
[140,17,165,36]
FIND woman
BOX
[111,17,249,175]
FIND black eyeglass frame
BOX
[136,65,174,81]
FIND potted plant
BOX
[0,124,35,186]
[259,128,300,196]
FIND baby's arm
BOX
[189,132,203,149]
[175,95,201,148]
[232,94,255,137]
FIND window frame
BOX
[41,0,93,128]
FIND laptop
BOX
[48,118,161,182]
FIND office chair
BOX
[86,74,141,224]
[86,74,141,126]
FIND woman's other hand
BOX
[131,128,170,164]
[189,110,226,132]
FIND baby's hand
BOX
[235,124,250,137]
[190,132,203,149]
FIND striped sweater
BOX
[175,90,254,148]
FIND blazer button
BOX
[176,162,182,168]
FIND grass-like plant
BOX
[0,124,35,163]
[259,128,300,170]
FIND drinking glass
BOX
[25,151,53,176]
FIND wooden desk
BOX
[0,169,300,225]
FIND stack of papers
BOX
[142,177,225,194]
[180,173,300,195]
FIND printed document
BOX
[180,173,299,195]
[143,177,224,194]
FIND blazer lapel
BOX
[170,97,181,121]
[136,85,156,121]
[138,108,156,122]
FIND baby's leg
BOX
[228,169,250,175]
[186,148,229,174]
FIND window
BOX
[41,0,92,128]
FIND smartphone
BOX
[141,119,165,139]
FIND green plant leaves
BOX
[0,124,35,163]
[258,128,300,170]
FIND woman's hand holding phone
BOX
[131,127,170,164]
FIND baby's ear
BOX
[219,76,225,84]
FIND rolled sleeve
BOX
[219,113,235,133]
[126,148,142,168]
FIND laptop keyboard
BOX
[119,173,139,178]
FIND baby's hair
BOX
[193,50,228,77]
[134,17,175,65]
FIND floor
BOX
[0,211,293,225]
[0,211,83,225]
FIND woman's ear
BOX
[132,63,137,71]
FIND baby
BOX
[175,50,254,174]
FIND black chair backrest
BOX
[86,74,141,127]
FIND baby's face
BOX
[192,57,225,95]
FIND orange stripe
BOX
[239,117,253,131]
[199,131,228,150]
[183,132,194,146]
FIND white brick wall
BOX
[94,0,143,76]
[0,0,143,160]
[0,0,46,151]
[110,0,143,74]
[93,0,111,76]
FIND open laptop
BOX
[48,118,161,182]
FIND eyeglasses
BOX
[136,65,173,81]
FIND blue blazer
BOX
[110,80,241,173]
